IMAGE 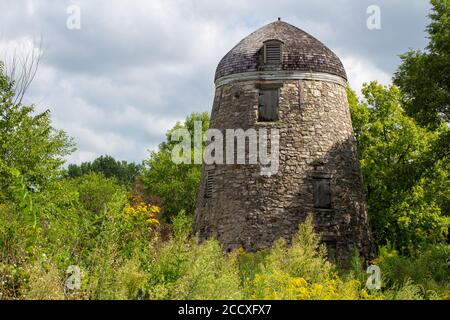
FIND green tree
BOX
[348,83,449,251]
[71,172,125,216]
[141,112,209,220]
[0,61,74,201]
[0,60,74,272]
[67,155,141,187]
[393,0,450,127]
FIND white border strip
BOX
[215,71,347,87]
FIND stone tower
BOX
[194,20,373,260]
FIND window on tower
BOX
[264,40,282,64]
[313,178,332,209]
[258,89,279,122]
[205,170,214,199]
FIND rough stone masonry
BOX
[194,20,373,260]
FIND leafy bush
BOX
[242,218,367,300]
[348,83,450,251]
[67,155,141,188]
[141,112,209,220]
[1,13,449,300]
[373,244,450,299]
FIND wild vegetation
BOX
[0,0,449,300]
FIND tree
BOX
[393,0,450,127]
[348,83,449,251]
[0,61,74,201]
[70,172,125,216]
[67,155,141,187]
[0,59,74,270]
[141,112,209,220]
[2,37,42,106]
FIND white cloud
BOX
[342,55,392,95]
[0,0,429,164]
[25,0,36,16]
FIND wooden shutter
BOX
[258,89,279,122]
[313,178,332,209]
[265,41,282,64]
[267,89,279,120]
[258,92,265,121]
[205,170,214,199]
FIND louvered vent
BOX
[205,170,214,199]
[264,41,282,64]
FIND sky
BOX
[0,0,432,164]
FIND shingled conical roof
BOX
[215,20,347,81]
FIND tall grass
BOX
[1,175,448,300]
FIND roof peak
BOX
[215,20,347,81]
[260,19,310,34]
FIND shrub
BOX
[373,244,450,299]
[22,258,65,300]
[242,217,377,300]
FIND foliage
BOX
[144,239,242,300]
[123,198,160,227]
[243,218,362,300]
[393,0,450,127]
[372,244,450,299]
[70,173,125,215]
[1,0,449,300]
[21,259,65,300]
[141,112,209,220]
[348,83,449,251]
[66,155,141,187]
[0,61,75,202]
[2,192,449,300]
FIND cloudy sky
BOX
[0,0,431,164]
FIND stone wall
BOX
[194,79,373,260]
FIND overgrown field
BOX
[1,0,449,301]
[1,178,448,300]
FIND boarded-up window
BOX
[264,40,282,64]
[258,89,279,122]
[205,170,214,199]
[313,178,332,209]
